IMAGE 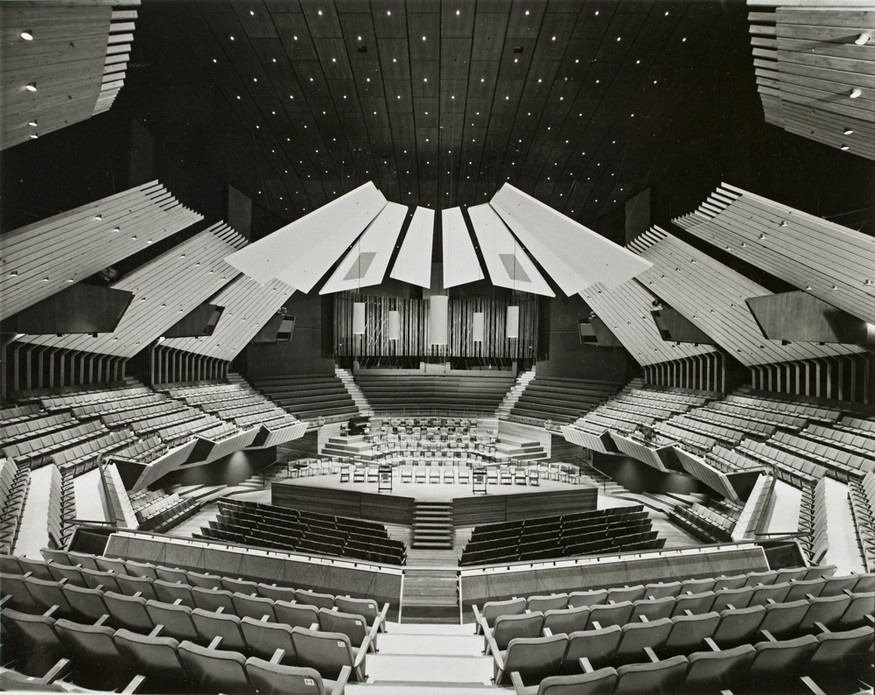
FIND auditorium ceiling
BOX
[117,0,755,232]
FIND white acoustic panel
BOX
[226,182,387,293]
[467,203,554,297]
[442,207,483,288]
[390,206,434,288]
[490,183,651,295]
[320,202,407,294]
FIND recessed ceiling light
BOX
[525,9,530,15]
[843,128,854,135]
[249,9,254,15]
[682,37,687,42]
[27,120,37,127]
[386,10,391,15]
[854,33,870,45]
[422,35,426,41]
[594,10,599,15]
[317,9,323,15]
[230,35,235,41]
[20,30,33,40]
[841,145,850,151]
[25,82,37,92]
[616,36,621,41]
[456,9,460,15]
[850,88,862,98]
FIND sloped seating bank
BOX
[460,505,663,566]
[196,498,406,565]
[355,372,516,414]
[252,373,358,421]
[509,376,623,425]
[1,548,391,693]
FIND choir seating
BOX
[195,498,406,565]
[128,489,200,533]
[508,376,623,425]
[460,505,662,566]
[355,373,516,415]
[0,457,30,554]
[252,373,359,422]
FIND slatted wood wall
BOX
[334,292,537,359]
[1,1,140,150]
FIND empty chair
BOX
[568,589,608,608]
[773,567,808,584]
[839,592,875,629]
[614,654,688,694]
[191,607,247,652]
[145,599,200,642]
[187,570,222,590]
[760,599,810,639]
[806,626,875,673]
[334,596,386,629]
[115,573,157,600]
[232,592,276,621]
[477,597,526,629]
[710,586,754,612]
[850,574,875,593]
[543,605,589,634]
[489,612,545,651]
[317,607,373,649]
[748,582,790,607]
[616,618,672,664]
[275,600,320,629]
[54,618,135,690]
[784,579,824,602]
[644,582,682,599]
[246,657,351,695]
[24,578,73,618]
[222,577,260,595]
[81,569,122,594]
[240,617,297,664]
[608,585,646,603]
[192,586,236,613]
[820,575,863,597]
[672,591,714,616]
[155,566,189,584]
[712,605,766,647]
[509,666,618,695]
[125,560,159,580]
[662,612,720,656]
[527,594,568,613]
[46,563,86,587]
[495,633,568,686]
[712,574,750,591]
[153,579,195,607]
[799,593,852,631]
[587,601,633,628]
[0,608,65,677]
[17,559,54,581]
[680,578,715,594]
[113,628,189,693]
[681,643,756,693]
[67,552,100,571]
[178,639,252,694]
[748,634,818,686]
[631,597,675,622]
[0,573,35,611]
[104,592,155,632]
[257,583,297,603]
[291,626,365,681]
[564,625,623,670]
[295,589,334,610]
[64,584,110,623]
[94,556,129,575]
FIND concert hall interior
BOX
[1,0,874,693]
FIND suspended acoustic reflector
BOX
[472,312,485,342]
[429,295,448,345]
[506,305,520,339]
[352,301,366,335]
[388,310,401,341]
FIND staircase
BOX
[336,366,374,417]
[412,501,453,549]
[402,550,460,623]
[492,435,549,464]
[495,367,536,419]
[226,371,249,386]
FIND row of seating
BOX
[218,498,388,537]
[33,384,154,413]
[0,402,41,424]
[0,458,29,554]
[2,419,105,467]
[356,373,516,416]
[508,376,622,425]
[668,503,737,543]
[71,391,166,419]
[722,393,842,424]
[111,435,167,464]
[0,411,75,446]
[254,373,359,421]
[199,499,406,565]
[482,621,873,693]
[51,428,137,476]
[770,429,875,481]
[849,471,875,569]
[461,508,660,565]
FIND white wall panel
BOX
[390,206,434,288]
[490,183,651,295]
[226,182,387,293]
[468,203,554,297]
[320,202,407,294]
[441,207,483,288]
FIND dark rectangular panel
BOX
[4,284,133,335]
[746,291,874,345]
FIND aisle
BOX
[823,478,865,575]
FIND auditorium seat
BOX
[54,618,136,690]
[177,639,251,694]
[474,597,526,629]
[680,643,756,693]
[748,634,819,689]
[1,607,66,677]
[145,599,200,643]
[563,626,622,670]
[103,592,153,632]
[613,652,689,694]
[509,666,618,695]
[807,625,875,673]
[290,626,366,681]
[492,633,568,685]
[711,605,766,647]
[334,596,388,630]
[239,617,298,664]
[113,628,189,692]
[191,607,247,652]
[542,605,590,634]
[661,612,721,655]
[486,612,546,651]
[616,617,673,664]
[245,656,351,695]
[274,600,320,629]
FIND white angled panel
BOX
[320,202,408,294]
[467,203,554,297]
[226,182,387,293]
[490,183,651,295]
[390,206,434,288]
[442,207,483,288]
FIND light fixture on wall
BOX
[352,301,366,334]
[388,309,400,341]
[506,304,520,339]
[429,295,448,345]
[472,311,484,342]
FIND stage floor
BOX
[275,469,639,507]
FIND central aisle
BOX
[347,621,504,694]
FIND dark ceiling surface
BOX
[117,0,756,231]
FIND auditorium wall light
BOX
[472,311,485,342]
[388,310,401,341]
[429,295,449,345]
[352,301,366,334]
[506,304,520,339]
